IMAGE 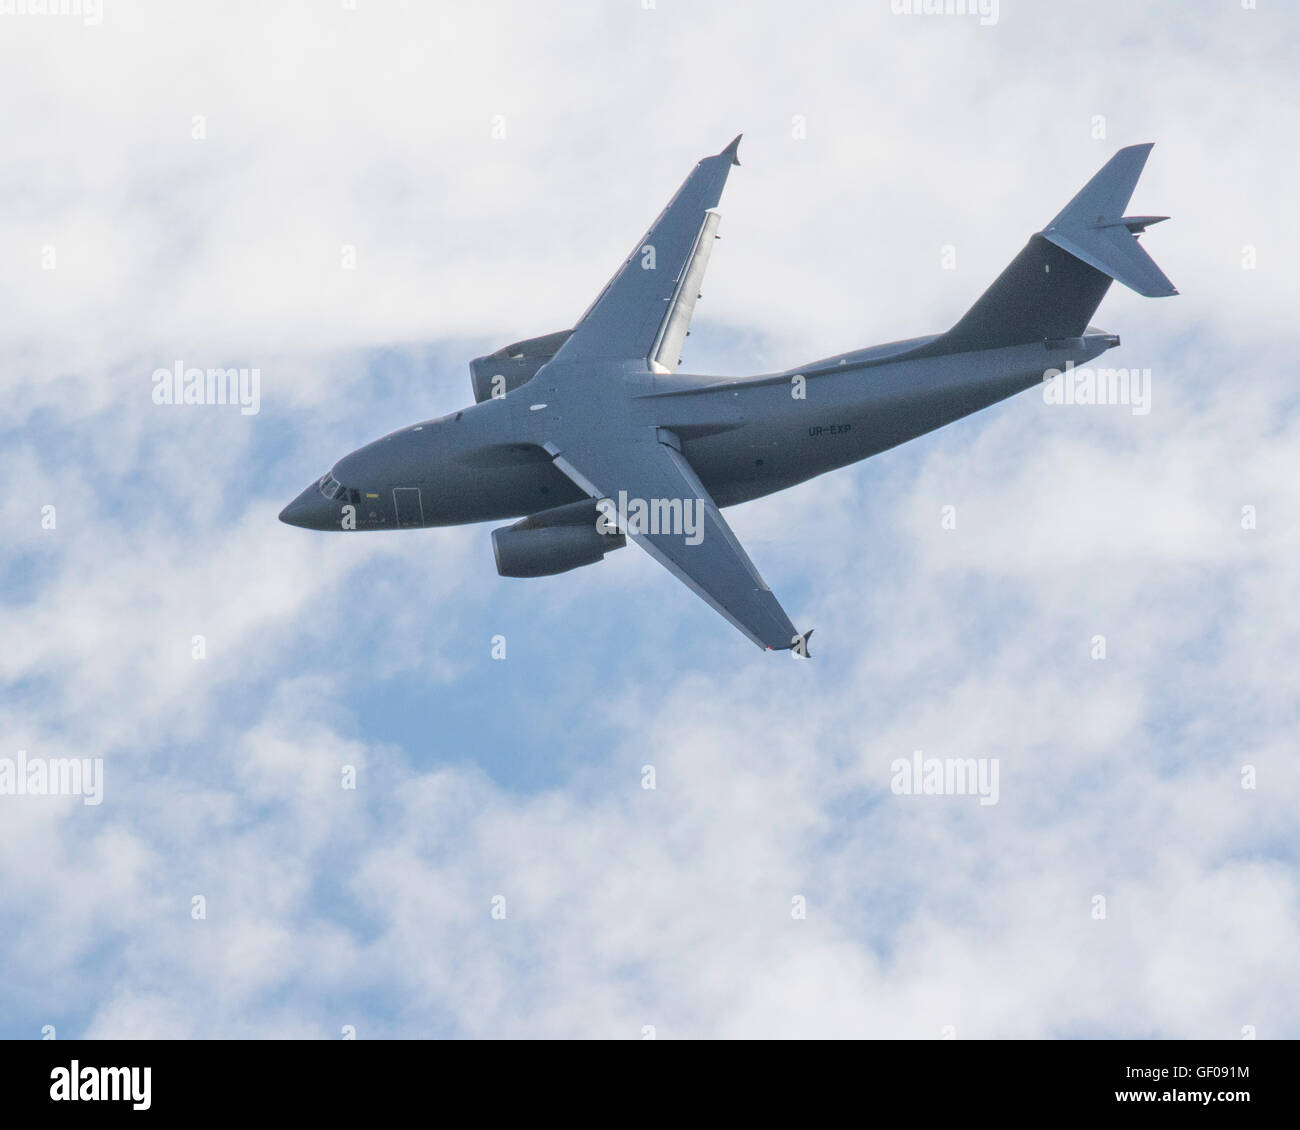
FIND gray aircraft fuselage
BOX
[278,331,1117,532]
[278,138,1172,651]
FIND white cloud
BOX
[2,0,1297,1039]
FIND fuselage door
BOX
[393,486,424,528]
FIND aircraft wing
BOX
[547,136,742,372]
[547,431,805,652]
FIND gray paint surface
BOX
[281,138,1175,652]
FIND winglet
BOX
[791,628,814,658]
[720,134,742,166]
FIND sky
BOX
[1,0,1297,1039]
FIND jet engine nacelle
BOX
[469,329,573,404]
[492,503,626,578]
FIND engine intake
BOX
[492,501,626,578]
[469,329,573,404]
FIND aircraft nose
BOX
[278,483,331,530]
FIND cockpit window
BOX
[318,476,363,505]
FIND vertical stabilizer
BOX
[918,144,1176,356]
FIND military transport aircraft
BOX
[280,136,1175,653]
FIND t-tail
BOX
[921,143,1176,356]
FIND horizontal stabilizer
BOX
[1041,143,1177,298]
[1041,224,1177,298]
